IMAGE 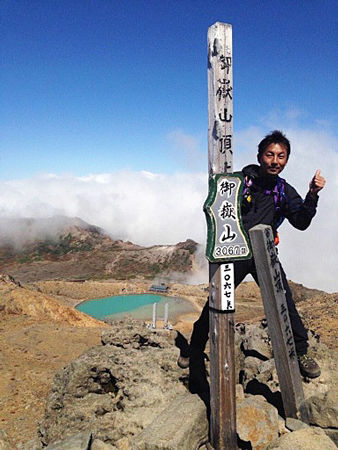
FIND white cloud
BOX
[0,125,336,292]
[0,170,208,247]
[166,129,205,171]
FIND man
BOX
[179,130,326,384]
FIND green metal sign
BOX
[204,173,251,262]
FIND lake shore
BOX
[27,278,268,336]
[76,293,200,325]
[29,279,208,334]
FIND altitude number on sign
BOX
[214,245,247,257]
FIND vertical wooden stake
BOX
[152,302,157,329]
[164,303,169,328]
[208,22,237,449]
[249,225,308,421]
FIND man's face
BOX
[259,143,288,176]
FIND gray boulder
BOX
[324,429,338,447]
[39,321,189,447]
[268,427,336,449]
[305,387,338,428]
[91,439,115,450]
[237,395,279,449]
[45,431,92,449]
[131,392,208,450]
[301,349,338,429]
[285,417,310,431]
[241,323,272,360]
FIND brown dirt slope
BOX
[0,274,105,327]
[298,292,338,350]
[0,274,107,447]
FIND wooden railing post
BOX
[249,224,308,421]
[152,302,157,329]
[164,303,169,329]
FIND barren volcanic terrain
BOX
[0,274,336,447]
[0,217,336,447]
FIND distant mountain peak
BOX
[0,216,200,283]
[0,215,105,248]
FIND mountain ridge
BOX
[0,216,198,282]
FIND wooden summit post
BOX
[207,22,235,450]
[206,22,248,449]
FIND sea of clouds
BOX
[1,125,337,292]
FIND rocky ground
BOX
[11,320,338,449]
[0,273,336,449]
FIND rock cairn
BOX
[8,319,335,449]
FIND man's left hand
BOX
[309,169,326,195]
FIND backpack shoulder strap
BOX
[243,175,253,203]
[274,177,287,228]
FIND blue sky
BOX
[1,0,337,179]
[1,1,337,291]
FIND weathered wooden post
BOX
[152,302,157,329]
[164,303,169,329]
[205,22,251,449]
[249,225,308,421]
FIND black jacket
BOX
[241,164,318,235]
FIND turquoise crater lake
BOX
[76,293,197,321]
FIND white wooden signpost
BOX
[205,22,246,449]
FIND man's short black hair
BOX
[257,130,291,160]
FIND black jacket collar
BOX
[242,164,280,190]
